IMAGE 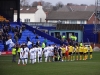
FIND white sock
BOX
[22,59,24,65]
[32,59,34,64]
[30,59,31,63]
[25,59,28,64]
[34,58,36,63]
[49,57,50,62]
[18,59,20,64]
[40,58,42,62]
[38,57,39,63]
[45,57,47,62]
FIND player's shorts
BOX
[69,52,72,55]
[24,54,28,59]
[73,52,75,55]
[86,52,88,54]
[30,55,34,60]
[48,52,54,57]
[76,52,78,55]
[34,54,36,58]
[80,52,83,55]
[44,54,48,58]
[62,53,66,56]
[38,54,42,57]
[20,57,24,60]
[90,52,92,54]
[83,53,86,55]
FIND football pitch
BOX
[0,52,100,75]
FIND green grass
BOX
[0,52,100,75]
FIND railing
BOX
[23,22,57,27]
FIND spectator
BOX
[44,38,47,46]
[27,35,30,42]
[35,35,39,39]
[36,40,40,47]
[32,41,35,47]
[57,34,61,40]
[33,30,36,34]
[11,26,15,33]
[14,32,18,43]
[12,45,17,62]
[22,25,26,31]
[19,27,22,39]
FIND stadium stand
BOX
[0,22,65,52]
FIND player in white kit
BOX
[34,46,38,63]
[43,46,49,62]
[18,44,25,65]
[50,45,54,62]
[37,46,43,63]
[29,47,35,64]
[48,45,54,62]
[23,45,29,64]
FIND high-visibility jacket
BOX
[17,48,21,53]
[62,35,66,39]
[74,36,77,41]
[80,43,83,46]
[70,35,74,40]
[42,43,45,48]
[12,48,16,55]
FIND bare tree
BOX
[43,2,53,9]
[67,3,79,6]
[56,1,64,9]
[80,4,87,6]
[67,3,74,6]
[31,1,38,7]
[31,0,53,12]
[20,0,30,6]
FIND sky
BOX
[29,0,95,5]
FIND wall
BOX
[49,30,83,42]
[83,24,98,43]
[35,6,46,22]
[14,13,35,22]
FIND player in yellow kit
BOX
[85,45,89,60]
[89,45,93,59]
[79,45,83,60]
[61,45,66,61]
[72,45,76,61]
[75,44,79,60]
[68,44,73,61]
[83,45,88,60]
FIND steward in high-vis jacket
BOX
[12,45,17,62]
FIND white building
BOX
[14,2,46,22]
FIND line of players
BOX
[17,43,93,65]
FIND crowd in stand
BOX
[0,22,49,52]
[0,21,26,50]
